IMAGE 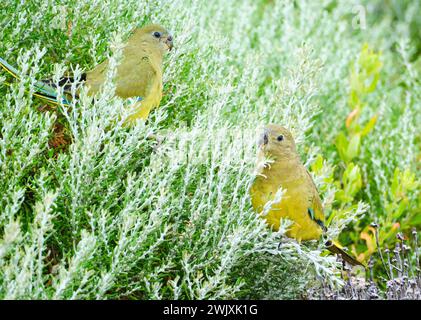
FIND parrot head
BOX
[129,24,174,53]
[258,124,298,159]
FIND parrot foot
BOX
[277,236,289,250]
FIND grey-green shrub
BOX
[0,0,419,299]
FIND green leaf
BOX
[360,115,378,137]
[346,133,361,162]
[310,154,324,173]
[343,163,362,198]
[335,131,349,163]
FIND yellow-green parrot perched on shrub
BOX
[0,24,173,124]
[250,124,364,267]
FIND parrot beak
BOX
[258,130,269,148]
[165,35,174,51]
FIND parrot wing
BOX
[86,54,157,99]
[84,60,109,95]
[303,168,364,267]
[115,55,158,98]
[303,167,326,230]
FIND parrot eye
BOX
[277,135,284,141]
[153,31,161,38]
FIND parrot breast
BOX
[250,160,324,241]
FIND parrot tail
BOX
[0,56,74,106]
[325,240,365,267]
[0,56,21,79]
[32,91,72,106]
